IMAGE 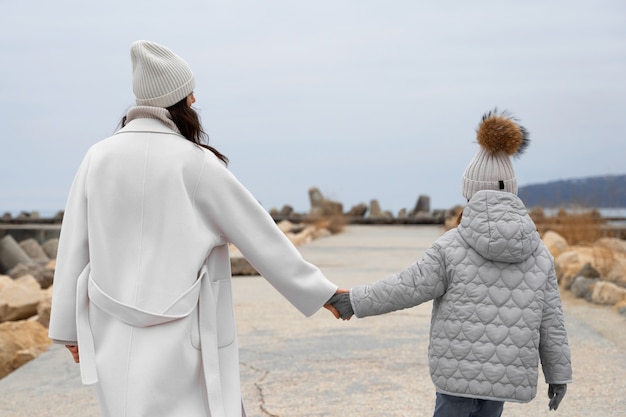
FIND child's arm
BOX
[538,262,573,386]
[349,243,447,318]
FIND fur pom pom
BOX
[476,109,529,157]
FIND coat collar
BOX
[123,106,180,133]
[115,117,182,137]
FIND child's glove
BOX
[548,384,567,410]
[327,293,354,319]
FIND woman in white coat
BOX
[48,40,342,417]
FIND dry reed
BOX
[530,207,606,245]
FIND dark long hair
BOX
[167,99,229,165]
[118,99,228,165]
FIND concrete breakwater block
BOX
[0,235,31,273]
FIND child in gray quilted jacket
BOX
[329,110,572,417]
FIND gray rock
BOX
[19,239,49,262]
[9,262,54,289]
[279,205,294,217]
[410,195,430,216]
[590,281,626,305]
[37,297,52,328]
[570,276,599,300]
[410,211,436,223]
[346,203,368,217]
[368,200,382,217]
[308,187,343,218]
[0,235,32,273]
[576,263,601,279]
[0,319,50,378]
[41,238,59,259]
[0,275,44,322]
[431,209,447,223]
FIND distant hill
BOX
[518,174,626,208]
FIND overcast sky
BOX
[1,0,625,216]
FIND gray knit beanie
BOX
[130,40,195,108]
[462,109,530,200]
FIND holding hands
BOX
[325,289,354,320]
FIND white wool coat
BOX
[48,117,337,417]
[351,190,572,403]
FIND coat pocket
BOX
[190,278,236,349]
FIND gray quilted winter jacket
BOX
[350,190,572,403]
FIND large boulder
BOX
[0,319,51,378]
[0,235,31,273]
[412,211,438,224]
[0,275,45,322]
[553,235,626,288]
[18,238,50,262]
[8,261,55,289]
[41,238,59,259]
[276,220,329,245]
[591,238,626,287]
[587,240,626,276]
[285,225,317,246]
[409,195,430,216]
[614,299,626,318]
[279,205,294,217]
[276,220,300,234]
[37,286,54,328]
[554,247,596,288]
[570,276,599,300]
[605,257,626,287]
[308,187,343,218]
[575,263,601,279]
[368,199,382,217]
[594,237,626,255]
[367,200,393,221]
[542,231,569,258]
[346,203,368,218]
[568,263,603,300]
[590,281,626,306]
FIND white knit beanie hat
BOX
[130,40,196,108]
[462,109,530,200]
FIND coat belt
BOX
[75,264,227,417]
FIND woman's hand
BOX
[325,288,353,320]
[324,288,351,319]
[65,345,80,363]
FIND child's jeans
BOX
[433,393,504,417]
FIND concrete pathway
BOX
[1,225,625,417]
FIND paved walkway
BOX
[1,225,625,416]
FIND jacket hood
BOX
[457,190,540,263]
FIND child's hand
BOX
[327,291,354,320]
[548,384,567,410]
